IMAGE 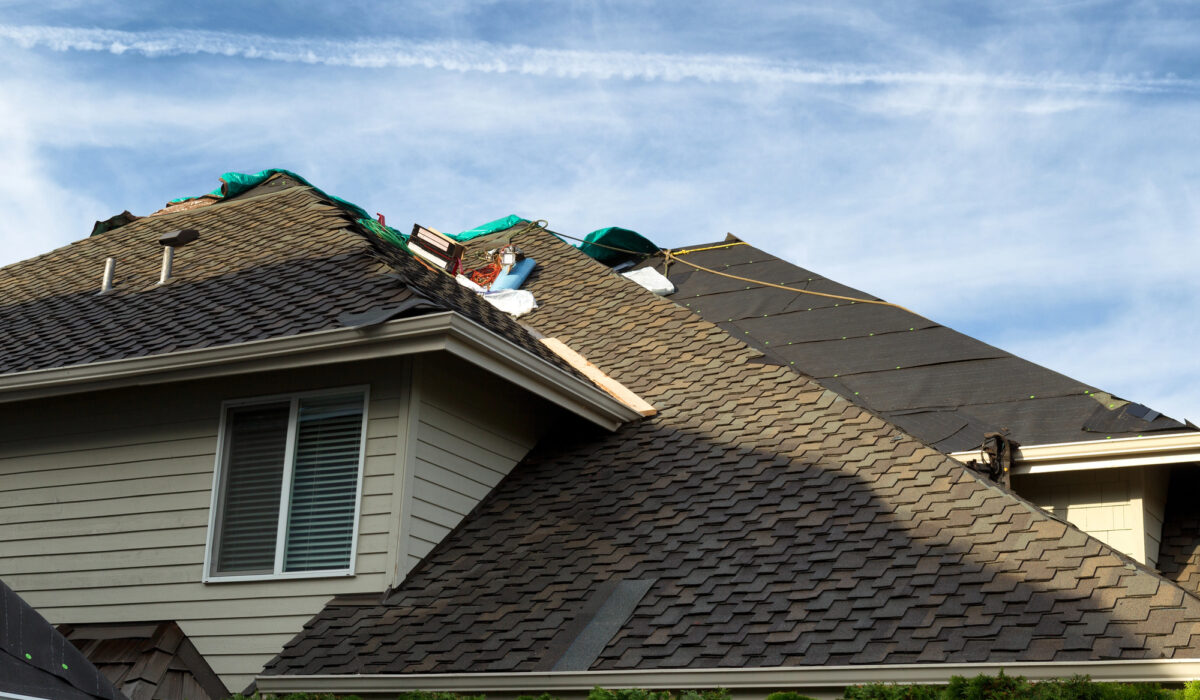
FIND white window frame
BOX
[203,385,370,583]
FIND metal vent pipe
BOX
[100,257,116,293]
[157,229,200,285]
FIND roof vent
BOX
[157,229,199,285]
[99,257,116,294]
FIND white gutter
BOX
[950,432,1200,474]
[0,312,640,431]
[257,659,1200,698]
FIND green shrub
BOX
[396,693,485,700]
[844,682,941,699]
[845,673,1184,700]
[588,688,673,700]
[764,692,819,700]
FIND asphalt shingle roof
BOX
[0,178,569,377]
[263,225,1200,676]
[6,176,1198,676]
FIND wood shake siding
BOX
[401,353,546,576]
[0,359,411,692]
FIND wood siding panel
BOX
[399,354,548,578]
[0,359,410,691]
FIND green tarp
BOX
[577,226,659,265]
[451,214,526,242]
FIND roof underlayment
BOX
[633,237,1188,452]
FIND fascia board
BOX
[256,659,1200,695]
[951,432,1200,474]
[0,312,639,430]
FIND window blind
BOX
[283,393,364,572]
[214,402,289,574]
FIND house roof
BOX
[57,622,228,700]
[0,175,571,380]
[1,579,126,700]
[633,237,1189,452]
[262,222,1200,678]
[7,172,1199,682]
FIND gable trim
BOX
[0,312,640,430]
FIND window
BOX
[205,388,368,581]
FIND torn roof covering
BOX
[630,237,1189,452]
[1,579,125,700]
[0,172,573,378]
[264,220,1200,679]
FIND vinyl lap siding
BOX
[0,360,408,693]
[403,355,545,575]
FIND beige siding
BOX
[400,353,547,576]
[0,358,410,693]
[1012,466,1172,566]
[1141,466,1169,569]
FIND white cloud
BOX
[1,24,1199,94]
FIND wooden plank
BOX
[540,337,656,416]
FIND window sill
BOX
[203,569,355,584]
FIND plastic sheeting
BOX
[621,267,675,295]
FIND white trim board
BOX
[257,659,1200,696]
[0,312,641,431]
[951,432,1200,474]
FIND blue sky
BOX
[1,1,1198,426]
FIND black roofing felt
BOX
[0,580,125,700]
[644,239,1187,452]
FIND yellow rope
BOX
[671,241,748,255]
[396,221,911,315]
[661,250,915,314]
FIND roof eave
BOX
[951,431,1200,474]
[0,311,640,430]
[256,659,1200,697]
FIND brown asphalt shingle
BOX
[0,180,570,377]
[263,226,1200,675]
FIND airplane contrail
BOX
[1,24,1197,95]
